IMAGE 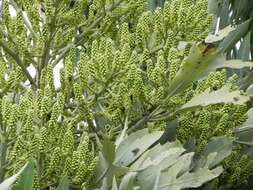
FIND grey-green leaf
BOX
[195,136,233,169]
[180,86,249,111]
[205,25,235,43]
[246,84,253,97]
[234,108,253,143]
[115,129,162,166]
[218,19,252,53]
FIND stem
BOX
[40,1,59,68]
[0,137,7,182]
[9,0,38,40]
[0,39,36,88]
[52,0,124,66]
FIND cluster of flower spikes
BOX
[0,0,147,85]
[174,71,253,187]
[68,0,214,133]
[133,0,213,52]
[80,0,253,187]
[2,83,97,189]
[176,71,247,151]
[0,0,250,189]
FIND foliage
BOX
[0,0,252,190]
[95,129,233,190]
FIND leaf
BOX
[137,149,223,190]
[218,19,252,53]
[119,172,137,190]
[246,84,253,97]
[234,108,253,143]
[218,0,230,29]
[111,177,118,190]
[180,86,249,111]
[57,176,69,190]
[95,178,109,190]
[95,143,128,188]
[148,0,157,10]
[12,160,34,190]
[199,54,253,78]
[135,144,187,190]
[207,54,253,72]
[194,136,233,169]
[238,32,251,61]
[158,166,223,190]
[0,161,33,190]
[159,120,178,144]
[205,25,235,43]
[130,138,227,190]
[102,139,116,164]
[207,0,221,14]
[115,117,129,149]
[166,42,218,98]
[115,129,162,166]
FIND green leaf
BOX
[218,19,252,53]
[0,161,34,190]
[102,139,116,164]
[218,0,230,29]
[166,42,218,98]
[115,129,163,166]
[148,0,157,10]
[180,86,249,111]
[57,176,69,190]
[95,178,109,190]
[12,160,34,190]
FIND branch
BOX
[127,106,163,133]
[0,29,38,66]
[40,1,61,69]
[0,140,7,182]
[9,0,38,39]
[0,40,36,87]
[52,0,124,66]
